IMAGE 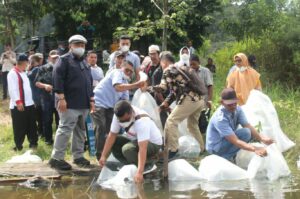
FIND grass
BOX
[0,70,299,166]
[0,91,95,164]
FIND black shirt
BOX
[53,52,93,109]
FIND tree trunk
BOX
[162,0,168,51]
[3,0,15,47]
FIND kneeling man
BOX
[99,100,162,183]
[206,88,273,161]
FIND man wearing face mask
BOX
[226,53,262,105]
[35,50,60,145]
[108,35,140,81]
[92,60,146,160]
[99,100,162,183]
[7,54,38,151]
[49,35,94,170]
[176,46,190,67]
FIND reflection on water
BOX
[1,168,300,198]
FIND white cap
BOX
[68,34,87,44]
[148,45,160,53]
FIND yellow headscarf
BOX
[233,53,250,67]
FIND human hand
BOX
[159,101,169,112]
[45,85,53,92]
[57,99,67,113]
[260,135,274,145]
[17,103,24,111]
[90,102,95,113]
[254,147,267,157]
[99,156,106,168]
[134,172,144,184]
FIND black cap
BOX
[17,54,29,62]
[221,88,238,105]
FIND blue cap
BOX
[17,54,29,62]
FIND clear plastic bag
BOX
[242,90,295,152]
[6,150,42,163]
[168,159,202,181]
[178,135,201,158]
[198,155,248,181]
[131,89,163,134]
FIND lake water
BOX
[1,164,300,199]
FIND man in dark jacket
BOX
[49,35,94,170]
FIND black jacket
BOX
[53,52,93,109]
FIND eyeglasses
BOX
[234,59,242,63]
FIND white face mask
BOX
[120,45,130,53]
[119,116,134,128]
[238,66,247,72]
[181,53,189,62]
[72,47,85,57]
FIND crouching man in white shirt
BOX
[99,100,162,183]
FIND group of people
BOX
[2,33,273,183]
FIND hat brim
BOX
[222,99,238,105]
[50,55,59,58]
[69,40,87,44]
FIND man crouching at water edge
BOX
[206,88,273,162]
[99,100,162,183]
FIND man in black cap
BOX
[35,50,60,145]
[206,88,273,161]
[7,54,38,151]
[49,34,94,170]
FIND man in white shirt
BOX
[0,43,16,99]
[87,50,104,88]
[99,100,162,183]
[7,54,38,151]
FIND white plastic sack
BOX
[198,155,248,181]
[6,150,42,163]
[247,143,291,181]
[242,90,295,152]
[131,89,163,134]
[178,135,201,158]
[98,165,138,198]
[168,159,202,181]
[235,142,263,169]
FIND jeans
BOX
[40,94,55,142]
[213,128,252,160]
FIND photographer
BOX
[0,44,16,100]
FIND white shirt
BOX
[90,65,104,87]
[110,106,163,145]
[0,51,16,72]
[7,68,34,109]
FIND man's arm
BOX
[134,140,148,183]
[243,124,273,145]
[114,81,144,92]
[225,133,267,156]
[99,132,117,167]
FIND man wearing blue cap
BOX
[49,35,94,170]
[7,54,38,151]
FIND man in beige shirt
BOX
[0,43,16,99]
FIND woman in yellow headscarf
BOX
[226,53,261,105]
